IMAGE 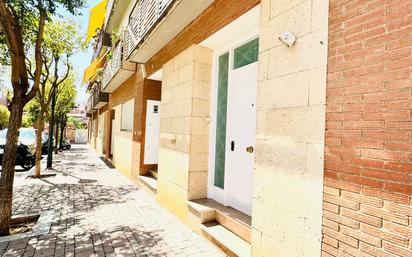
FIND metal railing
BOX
[102,42,123,89]
[92,31,112,61]
[92,82,102,107]
[125,0,174,58]
[86,82,109,113]
[86,95,94,113]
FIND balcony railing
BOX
[101,37,136,93]
[92,31,112,61]
[86,95,94,114]
[102,42,123,89]
[93,82,109,109]
[86,82,109,114]
[125,0,175,58]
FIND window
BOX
[214,53,229,189]
[121,99,134,131]
[233,38,259,69]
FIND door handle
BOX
[231,141,235,151]
[246,146,254,153]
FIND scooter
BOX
[60,138,71,150]
[0,144,35,171]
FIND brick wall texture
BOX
[322,0,412,256]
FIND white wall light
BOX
[279,31,296,47]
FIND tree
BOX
[29,20,83,178]
[24,97,42,126]
[53,75,76,154]
[0,105,9,129]
[67,116,85,129]
[21,114,31,127]
[0,0,86,236]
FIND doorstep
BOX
[148,169,158,179]
[188,199,252,257]
[202,222,251,257]
[138,173,158,197]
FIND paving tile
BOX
[1,145,225,257]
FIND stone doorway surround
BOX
[251,0,329,256]
[156,44,213,220]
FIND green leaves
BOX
[55,74,77,120]
[43,19,85,58]
[0,0,86,72]
[0,105,9,128]
[3,0,86,16]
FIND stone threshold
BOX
[201,222,251,257]
[137,174,158,197]
[188,199,252,242]
[188,199,252,257]
[0,211,54,243]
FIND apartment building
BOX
[85,0,412,256]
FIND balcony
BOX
[86,82,109,114]
[125,0,213,63]
[92,31,112,61]
[86,95,94,115]
[103,0,131,34]
[102,40,136,93]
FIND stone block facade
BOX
[322,0,412,256]
[252,0,329,256]
[157,45,213,220]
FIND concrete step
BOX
[187,199,252,243]
[138,174,157,194]
[215,208,251,243]
[201,222,251,257]
[187,199,216,224]
[148,169,158,179]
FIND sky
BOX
[0,0,101,106]
[63,0,102,105]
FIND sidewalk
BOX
[0,145,224,257]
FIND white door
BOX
[209,37,259,216]
[226,63,257,216]
[144,100,161,164]
[110,119,115,156]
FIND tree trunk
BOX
[0,99,24,236]
[59,121,64,149]
[54,122,59,154]
[34,109,45,178]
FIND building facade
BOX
[85,0,412,256]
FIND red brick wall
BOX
[145,0,259,76]
[101,68,162,178]
[138,79,162,175]
[103,68,145,177]
[323,0,412,256]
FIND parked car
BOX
[0,128,36,171]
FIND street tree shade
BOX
[25,20,84,176]
[0,0,86,236]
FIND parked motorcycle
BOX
[0,128,36,171]
[41,135,71,153]
[60,138,71,150]
[6,144,35,171]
